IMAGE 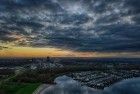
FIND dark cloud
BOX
[0,0,140,52]
[0,30,17,41]
[125,0,140,15]
[60,14,91,25]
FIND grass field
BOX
[0,83,40,94]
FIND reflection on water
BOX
[103,77,140,94]
[43,75,100,94]
[43,76,140,94]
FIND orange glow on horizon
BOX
[0,46,98,58]
[0,45,139,58]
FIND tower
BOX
[47,56,51,63]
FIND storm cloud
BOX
[0,0,140,52]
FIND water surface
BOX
[42,76,140,94]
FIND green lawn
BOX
[0,83,40,94]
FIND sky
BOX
[0,0,140,58]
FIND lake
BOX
[41,75,140,94]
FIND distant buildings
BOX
[24,57,63,70]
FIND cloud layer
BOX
[0,0,140,52]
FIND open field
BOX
[0,83,40,94]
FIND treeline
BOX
[0,59,33,67]
[0,69,15,75]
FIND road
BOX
[33,84,53,94]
